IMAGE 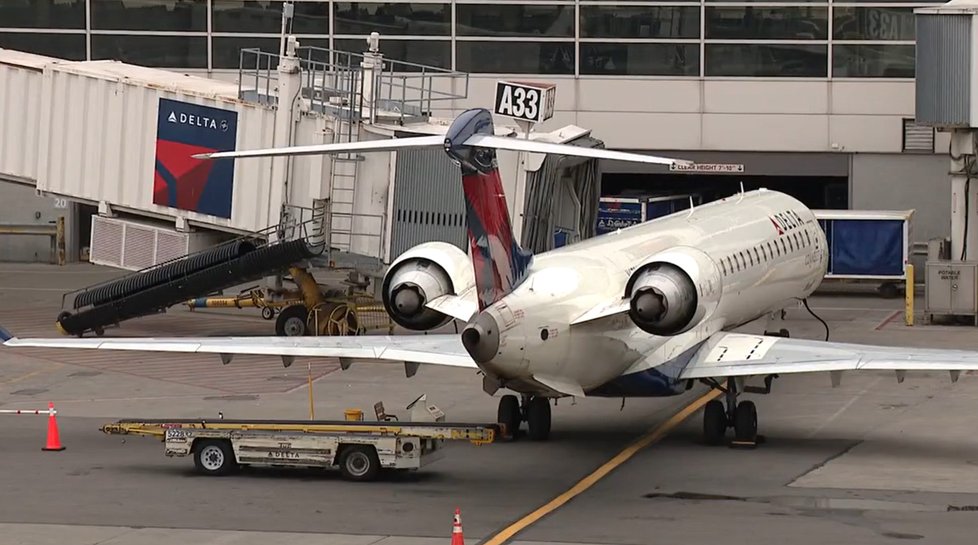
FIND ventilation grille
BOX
[89,216,189,271]
[903,118,935,153]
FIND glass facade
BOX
[0,0,938,78]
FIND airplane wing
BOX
[1,327,477,375]
[679,332,978,383]
[195,134,691,167]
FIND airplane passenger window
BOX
[721,260,727,275]
[788,237,794,251]
[753,248,760,263]
[805,230,811,245]
[767,242,774,257]
[748,251,754,266]
[780,239,786,253]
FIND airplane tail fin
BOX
[460,163,533,310]
[445,109,533,311]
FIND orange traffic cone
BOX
[42,401,65,452]
[451,508,464,545]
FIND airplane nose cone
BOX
[461,312,499,364]
[633,289,666,321]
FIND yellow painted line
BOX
[479,388,723,545]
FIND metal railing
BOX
[237,42,469,124]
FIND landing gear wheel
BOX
[526,397,552,441]
[275,304,309,337]
[703,400,727,446]
[193,439,237,476]
[733,400,758,442]
[338,445,380,482]
[497,394,521,439]
[261,307,275,320]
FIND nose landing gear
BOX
[496,394,552,441]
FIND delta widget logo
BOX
[153,98,238,219]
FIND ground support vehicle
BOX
[100,398,500,481]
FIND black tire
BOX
[703,400,727,445]
[261,307,275,320]
[733,400,758,442]
[275,304,308,336]
[337,445,380,482]
[526,397,552,441]
[497,394,521,439]
[778,328,790,338]
[193,439,237,476]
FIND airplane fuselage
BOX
[472,189,829,398]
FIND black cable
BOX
[802,298,829,341]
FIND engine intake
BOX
[381,242,474,331]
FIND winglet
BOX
[0,325,15,343]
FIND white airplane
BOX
[6,107,978,446]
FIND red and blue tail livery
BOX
[444,109,533,310]
[154,98,238,219]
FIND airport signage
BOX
[494,80,556,124]
[596,198,645,235]
[669,163,745,173]
[153,98,238,219]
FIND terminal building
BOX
[0,0,948,265]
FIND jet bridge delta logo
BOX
[153,98,238,219]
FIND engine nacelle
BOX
[381,242,475,331]
[624,248,722,336]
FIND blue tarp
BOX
[823,219,904,276]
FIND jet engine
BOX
[381,241,475,331]
[624,248,722,336]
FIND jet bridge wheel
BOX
[275,304,309,336]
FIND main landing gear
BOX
[702,375,776,447]
[497,394,551,441]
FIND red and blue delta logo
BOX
[153,98,238,219]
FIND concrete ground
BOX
[2,263,978,544]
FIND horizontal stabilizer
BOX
[193,132,691,167]
[465,135,691,167]
[193,135,445,160]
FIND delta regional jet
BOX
[8,107,978,445]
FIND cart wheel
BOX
[338,445,381,482]
[193,439,237,476]
[261,307,275,320]
[327,303,360,336]
[276,305,309,336]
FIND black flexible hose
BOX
[802,298,829,341]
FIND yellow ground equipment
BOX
[185,286,303,321]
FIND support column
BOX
[268,35,302,241]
